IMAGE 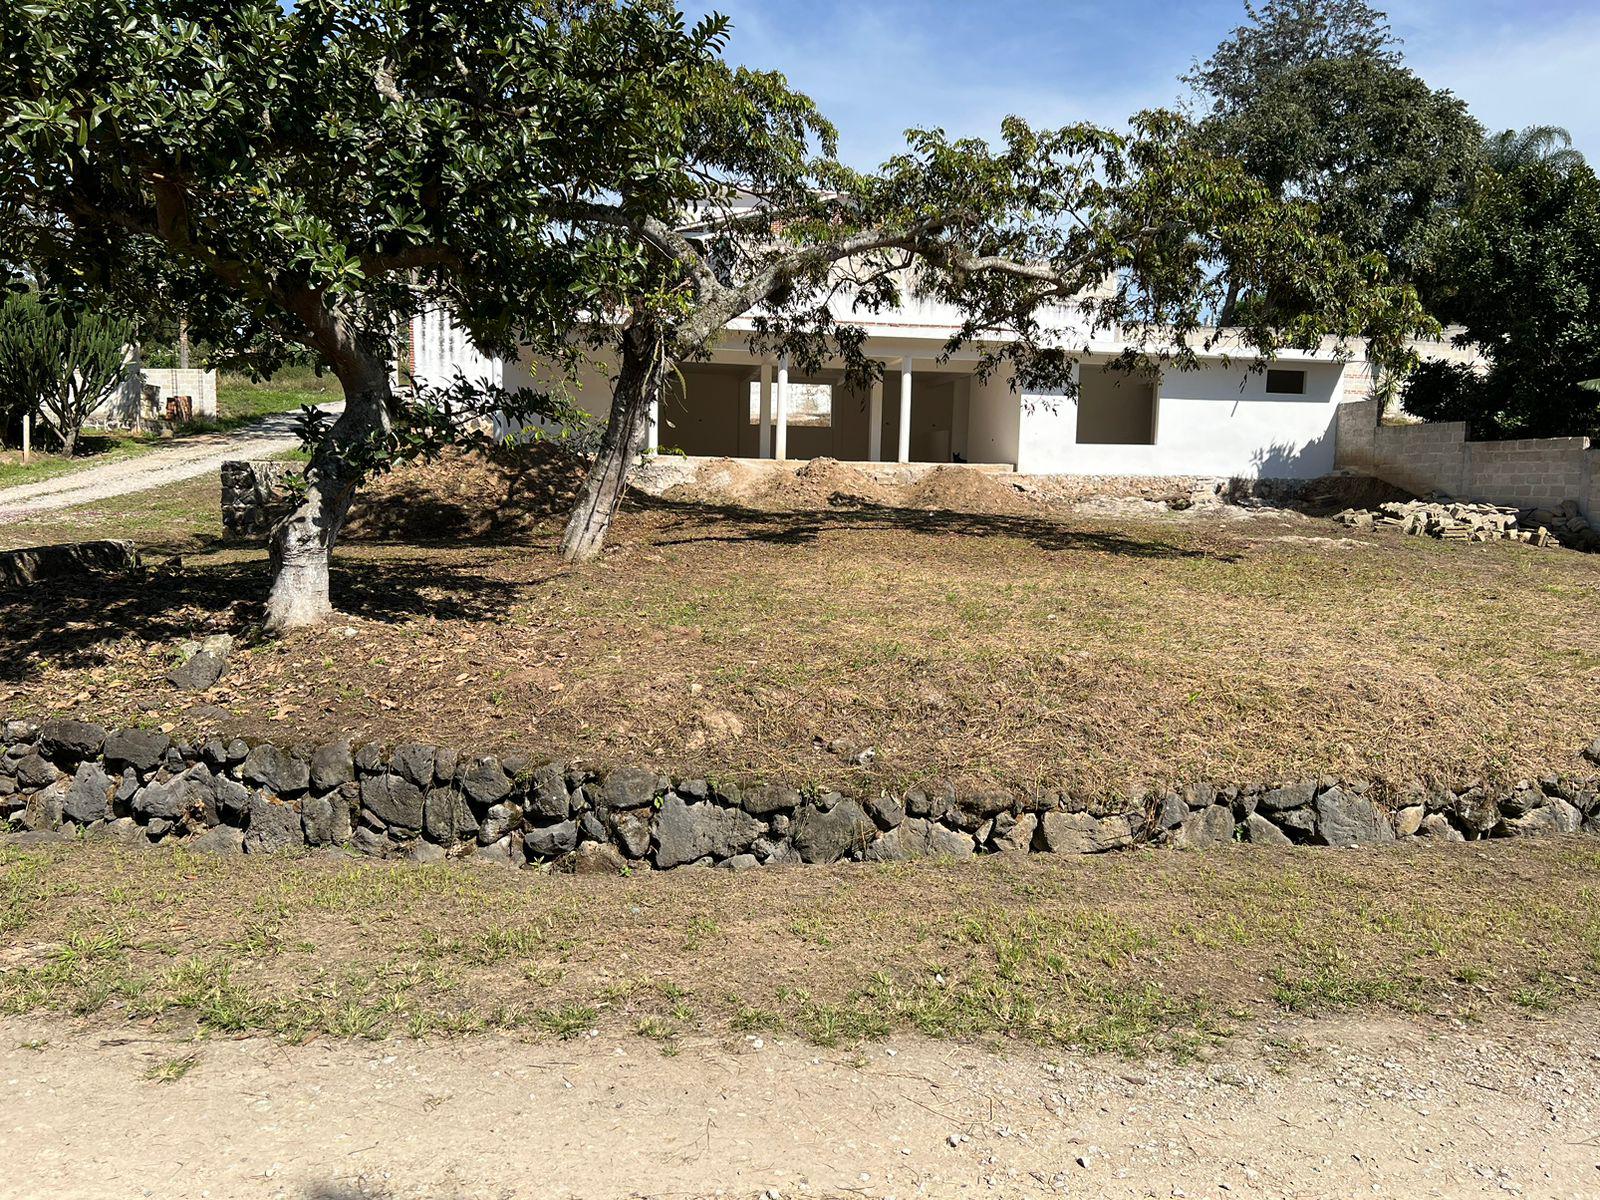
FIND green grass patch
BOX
[1,841,1596,1057]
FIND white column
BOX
[897,358,913,464]
[775,354,790,461]
[868,373,883,462]
[645,393,660,454]
[758,360,773,458]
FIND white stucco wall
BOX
[1018,359,1346,479]
[965,368,1021,466]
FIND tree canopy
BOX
[0,0,726,626]
[1184,0,1482,318]
[1406,157,1600,438]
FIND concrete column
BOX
[758,360,773,458]
[868,374,883,462]
[646,393,661,454]
[897,358,913,464]
[775,355,790,461]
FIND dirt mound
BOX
[781,457,897,509]
[903,466,1036,515]
[662,456,898,512]
[1289,473,1417,515]
[660,457,780,509]
[344,444,586,541]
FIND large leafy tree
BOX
[543,92,1431,561]
[1405,158,1600,438]
[0,0,664,628]
[1183,0,1482,323]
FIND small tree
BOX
[0,293,57,444]
[40,309,132,457]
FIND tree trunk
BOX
[1219,274,1241,328]
[59,423,77,459]
[559,323,663,564]
[263,355,391,632]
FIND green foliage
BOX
[0,293,57,439]
[0,292,131,453]
[1185,0,1482,317]
[1483,125,1586,176]
[41,307,133,455]
[1407,159,1600,438]
[0,0,714,391]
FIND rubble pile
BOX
[1334,496,1598,550]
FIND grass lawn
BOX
[214,366,342,427]
[2,837,1595,1053]
[2,451,1598,800]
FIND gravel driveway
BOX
[0,404,341,521]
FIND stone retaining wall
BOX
[220,461,301,537]
[6,720,1599,870]
[0,541,141,590]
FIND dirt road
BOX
[0,404,341,520]
[3,1010,1595,1199]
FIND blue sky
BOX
[685,1,1599,167]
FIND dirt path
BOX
[3,1011,1595,1199]
[0,404,342,520]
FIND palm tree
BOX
[1484,125,1586,174]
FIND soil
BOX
[4,446,1598,798]
[3,1010,1596,1199]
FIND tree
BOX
[1,0,655,629]
[1184,0,1482,321]
[1405,158,1600,439]
[40,307,133,457]
[545,98,1432,561]
[0,292,131,455]
[0,293,56,444]
[1483,125,1586,175]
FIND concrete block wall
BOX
[1335,399,1598,519]
[95,367,218,427]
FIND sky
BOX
[683,0,1600,168]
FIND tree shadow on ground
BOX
[0,553,539,684]
[640,496,1241,561]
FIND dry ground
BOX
[4,1006,1598,1200]
[3,452,1598,799]
[2,837,1599,1197]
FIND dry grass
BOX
[2,838,1596,1055]
[4,452,1599,798]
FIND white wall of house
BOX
[965,368,1021,466]
[1017,359,1347,479]
[413,308,1358,479]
